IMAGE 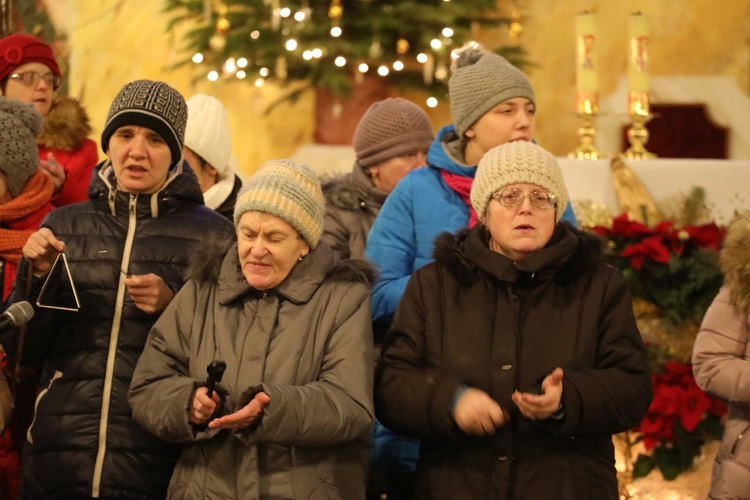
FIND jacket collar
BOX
[427,124,475,177]
[217,243,335,305]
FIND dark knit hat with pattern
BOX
[101,79,187,166]
[0,34,61,84]
[449,45,535,138]
[354,98,434,168]
[0,96,43,197]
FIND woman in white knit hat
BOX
[183,94,243,220]
[375,141,652,499]
[130,159,376,499]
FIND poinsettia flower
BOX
[682,223,726,252]
[620,235,671,270]
[610,214,654,238]
[679,377,712,432]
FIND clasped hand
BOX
[453,367,564,435]
[190,386,270,430]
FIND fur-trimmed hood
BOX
[37,96,92,151]
[321,164,387,212]
[433,222,605,287]
[186,235,377,297]
[720,211,750,310]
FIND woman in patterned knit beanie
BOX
[376,141,652,499]
[3,79,234,499]
[365,43,577,499]
[130,158,376,499]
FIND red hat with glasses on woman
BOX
[0,33,61,87]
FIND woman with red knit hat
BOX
[0,33,98,207]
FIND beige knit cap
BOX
[234,159,325,248]
[471,141,569,222]
[354,98,434,168]
[449,45,535,138]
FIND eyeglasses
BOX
[8,71,61,89]
[491,188,557,209]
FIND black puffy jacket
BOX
[6,160,235,499]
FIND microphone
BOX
[0,301,34,334]
[205,360,227,399]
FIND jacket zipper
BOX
[91,193,139,497]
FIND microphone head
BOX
[4,301,34,327]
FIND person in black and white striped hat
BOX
[3,79,234,499]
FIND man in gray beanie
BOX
[2,79,234,499]
[322,97,433,262]
[365,45,577,499]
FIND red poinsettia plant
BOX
[593,214,725,328]
[631,349,727,480]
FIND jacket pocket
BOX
[26,370,62,444]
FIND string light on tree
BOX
[168,0,524,104]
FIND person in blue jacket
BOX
[364,43,577,498]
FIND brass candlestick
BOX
[572,92,600,160]
[624,90,656,159]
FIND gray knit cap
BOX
[449,45,535,138]
[0,96,43,197]
[101,79,187,166]
[471,141,569,222]
[354,98,434,168]
[234,159,325,248]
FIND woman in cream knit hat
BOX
[376,141,652,499]
[130,159,376,499]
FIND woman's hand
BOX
[453,387,507,436]
[208,391,270,430]
[124,274,175,314]
[40,152,66,195]
[512,367,564,421]
[189,386,221,425]
[23,227,65,276]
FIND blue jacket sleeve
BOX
[366,177,417,325]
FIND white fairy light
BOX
[416,53,428,63]
[285,39,298,51]
[442,27,454,38]
[294,11,305,22]
[330,26,342,37]
[279,7,291,17]
[207,71,219,81]
[259,67,270,77]
[312,48,323,58]
[224,58,237,73]
[430,38,442,49]
[427,97,438,108]
[237,57,248,68]
[255,77,265,87]
[236,70,247,79]
[377,65,389,76]
[192,52,204,64]
[250,30,260,40]
[358,63,369,73]
[303,50,313,60]
[334,56,346,67]
[393,60,404,71]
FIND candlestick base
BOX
[624,113,656,160]
[572,112,600,160]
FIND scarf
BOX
[203,172,236,211]
[0,172,54,299]
[441,169,478,227]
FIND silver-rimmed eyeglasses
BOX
[491,188,557,209]
[9,71,61,89]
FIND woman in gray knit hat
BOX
[321,97,433,262]
[2,79,235,499]
[130,159,376,499]
[376,141,652,499]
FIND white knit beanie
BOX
[471,141,568,222]
[184,94,232,178]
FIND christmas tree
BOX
[164,0,524,104]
